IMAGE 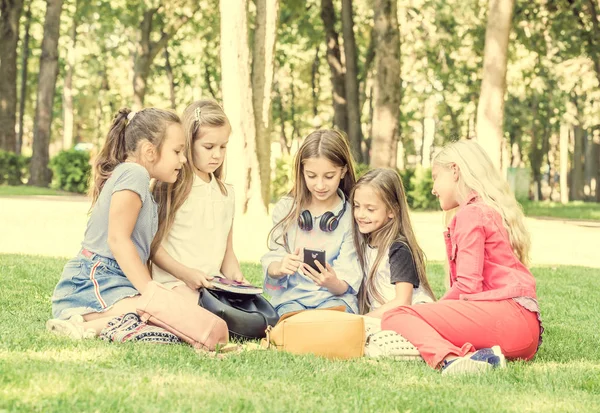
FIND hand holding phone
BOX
[303,248,326,272]
[301,249,346,294]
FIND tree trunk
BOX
[311,46,320,118]
[0,0,24,152]
[559,123,570,204]
[163,46,176,110]
[529,97,544,201]
[571,125,585,200]
[29,0,63,187]
[274,81,290,156]
[320,0,348,132]
[475,0,515,169]
[220,0,266,216]
[204,64,218,100]
[584,130,594,199]
[593,129,600,202]
[133,9,155,110]
[251,0,279,209]
[341,0,363,162]
[133,7,198,109]
[370,0,401,169]
[63,4,78,150]
[290,70,300,142]
[16,1,31,155]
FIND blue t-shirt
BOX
[82,162,158,263]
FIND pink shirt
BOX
[441,193,537,302]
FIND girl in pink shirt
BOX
[381,140,542,375]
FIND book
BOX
[209,275,263,295]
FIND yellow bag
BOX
[261,306,365,360]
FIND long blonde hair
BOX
[351,168,436,314]
[434,139,531,265]
[267,129,356,251]
[151,100,230,258]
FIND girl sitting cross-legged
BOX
[47,108,187,343]
[261,129,363,317]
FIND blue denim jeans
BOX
[51,250,139,320]
[275,297,354,317]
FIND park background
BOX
[1,0,599,412]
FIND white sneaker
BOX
[46,315,96,340]
[362,316,383,338]
[364,330,421,360]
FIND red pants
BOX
[381,299,540,369]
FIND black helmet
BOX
[198,289,279,340]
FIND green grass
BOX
[1,255,599,412]
[521,200,600,221]
[0,185,78,197]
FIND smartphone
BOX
[303,248,326,272]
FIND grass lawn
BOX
[1,255,599,412]
[0,185,77,197]
[521,200,600,221]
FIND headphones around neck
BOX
[298,189,347,232]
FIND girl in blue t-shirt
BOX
[261,129,362,316]
[47,108,187,343]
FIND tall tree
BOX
[163,46,176,110]
[0,0,24,152]
[341,0,363,162]
[476,0,515,169]
[370,0,401,168]
[29,0,63,187]
[63,0,79,150]
[132,4,199,109]
[220,0,265,216]
[251,0,280,209]
[320,0,348,133]
[16,1,31,155]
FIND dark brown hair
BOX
[89,107,180,206]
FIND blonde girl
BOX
[151,100,245,304]
[352,168,435,317]
[381,139,542,375]
[261,129,362,316]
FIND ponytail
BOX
[89,108,131,205]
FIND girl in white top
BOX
[151,100,244,302]
[351,168,436,317]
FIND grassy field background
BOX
[1,254,599,412]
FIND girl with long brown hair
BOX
[351,168,435,317]
[48,107,186,343]
[261,129,362,316]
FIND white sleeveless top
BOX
[152,173,234,287]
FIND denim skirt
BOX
[51,250,139,320]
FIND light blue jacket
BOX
[260,196,362,313]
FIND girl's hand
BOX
[181,268,213,290]
[228,272,250,284]
[302,261,342,291]
[277,248,303,276]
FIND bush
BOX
[408,166,439,210]
[354,163,370,179]
[49,149,91,194]
[0,150,28,185]
[271,156,293,202]
[398,167,416,206]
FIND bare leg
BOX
[80,296,141,335]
